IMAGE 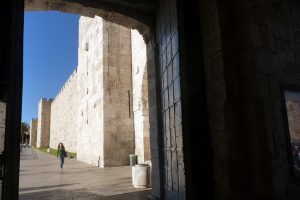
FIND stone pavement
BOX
[19,148,151,200]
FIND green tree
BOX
[20,122,29,144]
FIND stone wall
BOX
[102,21,135,167]
[29,118,37,147]
[199,1,237,198]
[145,41,160,198]
[131,29,150,163]
[198,0,300,198]
[36,98,52,148]
[230,1,300,198]
[50,70,78,152]
[76,16,135,167]
[77,16,104,166]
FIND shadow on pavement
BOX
[20,189,150,200]
[19,183,76,192]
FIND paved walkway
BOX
[19,148,150,200]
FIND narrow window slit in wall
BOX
[86,102,88,124]
[85,42,89,51]
[87,58,89,75]
[128,90,131,118]
[86,45,89,76]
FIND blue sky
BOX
[22,11,80,124]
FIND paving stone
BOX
[19,148,151,200]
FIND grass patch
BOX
[35,147,48,153]
[68,152,76,158]
[35,147,76,158]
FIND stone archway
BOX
[24,0,156,43]
[4,0,191,199]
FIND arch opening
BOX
[21,1,161,198]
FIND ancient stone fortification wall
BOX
[50,70,78,152]
[35,16,149,168]
[76,16,136,167]
[77,16,104,166]
[131,30,150,163]
[102,21,135,167]
[36,98,52,148]
[29,118,37,147]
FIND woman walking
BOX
[57,142,66,172]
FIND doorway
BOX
[20,11,154,199]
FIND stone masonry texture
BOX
[131,30,151,164]
[36,98,52,148]
[198,0,300,199]
[102,20,135,167]
[50,70,78,153]
[76,16,105,167]
[29,118,37,147]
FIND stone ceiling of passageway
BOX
[24,0,157,42]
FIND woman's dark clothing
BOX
[57,147,66,169]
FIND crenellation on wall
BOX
[53,68,78,103]
[50,68,78,153]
